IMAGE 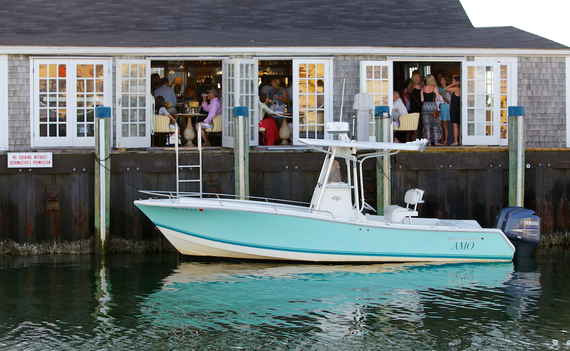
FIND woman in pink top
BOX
[196,88,222,146]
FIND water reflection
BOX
[1,251,569,350]
[138,260,542,349]
[92,258,114,336]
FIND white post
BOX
[233,106,249,199]
[95,107,111,254]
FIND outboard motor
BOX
[494,207,541,257]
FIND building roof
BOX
[1,0,567,50]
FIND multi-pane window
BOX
[298,63,325,138]
[38,63,67,138]
[120,63,147,139]
[292,59,331,144]
[33,59,110,147]
[221,59,258,147]
[463,59,514,146]
[361,62,391,141]
[76,64,104,138]
[466,65,495,138]
[499,64,508,140]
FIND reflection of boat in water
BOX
[135,122,540,263]
[140,261,526,331]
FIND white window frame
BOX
[360,61,393,141]
[566,56,570,148]
[30,58,112,148]
[115,59,151,148]
[0,55,8,150]
[292,58,333,145]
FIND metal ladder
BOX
[175,124,204,198]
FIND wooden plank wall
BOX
[0,149,569,245]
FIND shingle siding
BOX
[518,57,566,148]
[8,55,30,151]
[332,55,388,124]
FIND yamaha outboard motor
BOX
[494,207,541,257]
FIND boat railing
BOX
[139,190,309,206]
[137,190,339,219]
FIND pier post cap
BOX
[508,106,525,117]
[375,106,390,117]
[95,107,111,118]
[233,106,249,118]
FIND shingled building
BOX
[0,0,568,151]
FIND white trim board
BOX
[0,55,8,150]
[567,56,570,148]
[1,46,569,57]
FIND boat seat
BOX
[384,188,425,224]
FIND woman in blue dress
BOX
[438,75,451,145]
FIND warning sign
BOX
[7,152,53,168]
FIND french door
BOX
[360,61,393,141]
[222,59,259,148]
[32,59,112,148]
[462,60,514,146]
[115,60,151,148]
[292,59,332,144]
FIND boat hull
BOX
[135,198,515,263]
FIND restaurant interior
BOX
[150,60,293,147]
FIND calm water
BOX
[0,248,569,350]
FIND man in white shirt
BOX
[392,91,408,142]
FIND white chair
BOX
[384,188,425,224]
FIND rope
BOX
[94,155,140,191]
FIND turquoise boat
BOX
[135,122,540,262]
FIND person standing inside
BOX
[197,77,214,114]
[438,75,451,145]
[391,91,408,143]
[445,75,461,146]
[269,78,288,128]
[184,80,198,102]
[153,78,177,110]
[260,75,272,96]
[407,70,423,139]
[420,74,442,145]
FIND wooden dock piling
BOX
[508,106,525,207]
[375,106,391,215]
